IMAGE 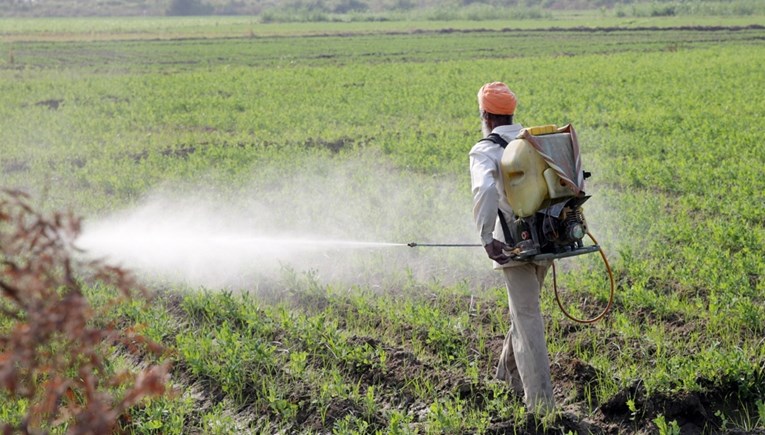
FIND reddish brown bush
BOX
[0,189,170,434]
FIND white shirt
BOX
[469,124,523,265]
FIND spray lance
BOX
[407,242,480,247]
[408,124,614,324]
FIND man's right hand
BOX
[484,239,513,264]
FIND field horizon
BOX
[3,0,765,20]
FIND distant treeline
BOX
[1,0,763,19]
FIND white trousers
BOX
[496,263,555,413]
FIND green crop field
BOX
[1,14,765,434]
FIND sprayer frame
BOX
[512,244,600,262]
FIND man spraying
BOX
[469,82,555,413]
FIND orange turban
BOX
[477,82,517,115]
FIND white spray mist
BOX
[77,152,492,289]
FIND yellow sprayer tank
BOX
[501,124,581,217]
[501,138,548,217]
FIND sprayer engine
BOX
[507,196,596,261]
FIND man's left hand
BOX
[484,239,513,264]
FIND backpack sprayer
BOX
[409,124,614,324]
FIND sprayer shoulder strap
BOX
[483,133,509,149]
[482,133,512,243]
[497,210,513,245]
